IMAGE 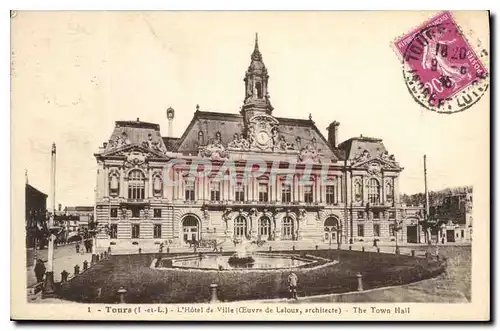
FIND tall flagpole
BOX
[424,155,430,244]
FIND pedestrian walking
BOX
[288,271,298,300]
[34,259,46,283]
[76,242,80,254]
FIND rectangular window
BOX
[357,224,364,237]
[357,211,364,220]
[282,184,291,203]
[373,224,380,237]
[110,224,118,239]
[210,181,221,201]
[154,224,162,239]
[185,181,195,201]
[132,224,140,239]
[461,230,464,238]
[259,183,268,202]
[389,211,396,219]
[153,208,161,218]
[373,212,380,220]
[110,208,118,218]
[235,183,245,202]
[304,185,313,203]
[131,207,141,218]
[326,185,335,205]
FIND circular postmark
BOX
[402,21,489,114]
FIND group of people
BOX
[75,239,93,254]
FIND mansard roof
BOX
[338,135,388,161]
[172,110,341,161]
[97,118,168,157]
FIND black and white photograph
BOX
[11,10,490,321]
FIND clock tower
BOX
[241,33,274,124]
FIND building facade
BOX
[94,36,424,247]
[429,190,473,243]
[25,183,48,248]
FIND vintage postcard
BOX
[11,11,490,321]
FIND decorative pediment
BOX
[351,155,399,171]
[102,143,168,160]
[124,151,148,169]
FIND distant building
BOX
[25,183,47,248]
[64,206,94,231]
[429,190,473,243]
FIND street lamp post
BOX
[394,219,402,255]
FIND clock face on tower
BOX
[256,130,270,146]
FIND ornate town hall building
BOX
[94,36,423,247]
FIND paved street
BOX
[27,243,95,287]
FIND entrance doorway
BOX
[182,215,200,243]
[446,229,455,243]
[281,216,294,240]
[258,217,271,240]
[324,217,340,245]
[234,216,248,239]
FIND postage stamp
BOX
[394,11,489,113]
[11,11,490,322]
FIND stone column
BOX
[275,215,281,241]
[148,169,153,198]
[395,176,400,204]
[229,179,234,201]
[254,178,258,202]
[162,166,169,200]
[251,213,258,240]
[227,214,234,238]
[315,175,321,203]
[120,168,125,198]
[178,172,184,200]
[336,176,341,204]
[381,175,386,204]
[269,178,273,202]
[276,176,282,202]
[104,166,109,197]
[363,176,368,203]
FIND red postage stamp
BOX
[394,11,489,113]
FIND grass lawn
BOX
[58,250,445,303]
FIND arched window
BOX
[128,170,145,200]
[282,217,294,240]
[255,82,263,99]
[368,178,380,204]
[198,131,204,145]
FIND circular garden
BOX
[57,249,446,303]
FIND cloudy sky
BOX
[11,11,489,206]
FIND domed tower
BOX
[241,33,274,124]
